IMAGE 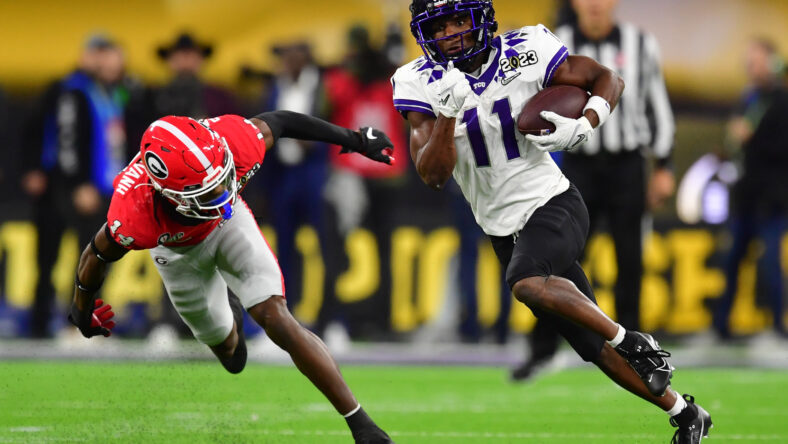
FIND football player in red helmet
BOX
[139,116,239,221]
[68,110,395,443]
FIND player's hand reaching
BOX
[341,127,396,165]
[68,298,116,338]
[525,111,594,152]
[431,61,473,118]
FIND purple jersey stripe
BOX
[393,98,433,109]
[395,104,436,117]
[542,46,568,88]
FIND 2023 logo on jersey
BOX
[499,50,538,72]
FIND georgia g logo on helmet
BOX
[139,115,238,221]
[144,151,169,180]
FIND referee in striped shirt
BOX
[513,0,676,381]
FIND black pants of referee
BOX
[526,150,646,362]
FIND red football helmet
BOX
[139,116,237,220]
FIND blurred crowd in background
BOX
[0,0,786,347]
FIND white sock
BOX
[667,394,687,417]
[343,403,362,418]
[606,324,626,348]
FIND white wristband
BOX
[583,96,611,126]
[343,403,362,418]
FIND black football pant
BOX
[526,150,646,361]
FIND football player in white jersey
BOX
[392,1,711,442]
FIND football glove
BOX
[68,298,116,338]
[431,61,473,119]
[525,111,594,153]
[340,127,396,165]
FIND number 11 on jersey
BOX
[461,98,520,167]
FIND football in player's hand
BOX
[517,85,589,135]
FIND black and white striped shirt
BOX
[555,23,675,162]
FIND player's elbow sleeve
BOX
[253,111,286,141]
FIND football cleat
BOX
[221,293,247,374]
[614,331,673,396]
[670,394,712,443]
[352,426,394,444]
[510,355,552,382]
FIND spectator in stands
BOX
[713,37,788,340]
[320,25,408,337]
[22,34,131,338]
[154,32,238,119]
[257,41,330,315]
[452,182,512,344]
[0,86,9,199]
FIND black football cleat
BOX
[221,293,247,374]
[352,426,394,444]
[510,356,552,382]
[614,331,673,396]
[670,394,712,443]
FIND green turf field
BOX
[0,361,785,443]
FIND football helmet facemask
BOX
[140,116,237,221]
[409,0,497,68]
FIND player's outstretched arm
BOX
[551,55,625,127]
[249,110,394,165]
[407,111,456,191]
[68,224,128,338]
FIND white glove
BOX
[431,62,473,118]
[525,111,595,152]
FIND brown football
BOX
[517,85,589,135]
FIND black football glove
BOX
[340,127,396,165]
[68,298,116,338]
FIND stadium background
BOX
[0,0,786,339]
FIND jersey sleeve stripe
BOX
[395,104,436,117]
[393,98,433,108]
[542,46,569,88]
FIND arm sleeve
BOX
[642,33,675,165]
[254,110,362,150]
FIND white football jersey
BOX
[392,24,572,236]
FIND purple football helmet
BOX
[409,0,498,67]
